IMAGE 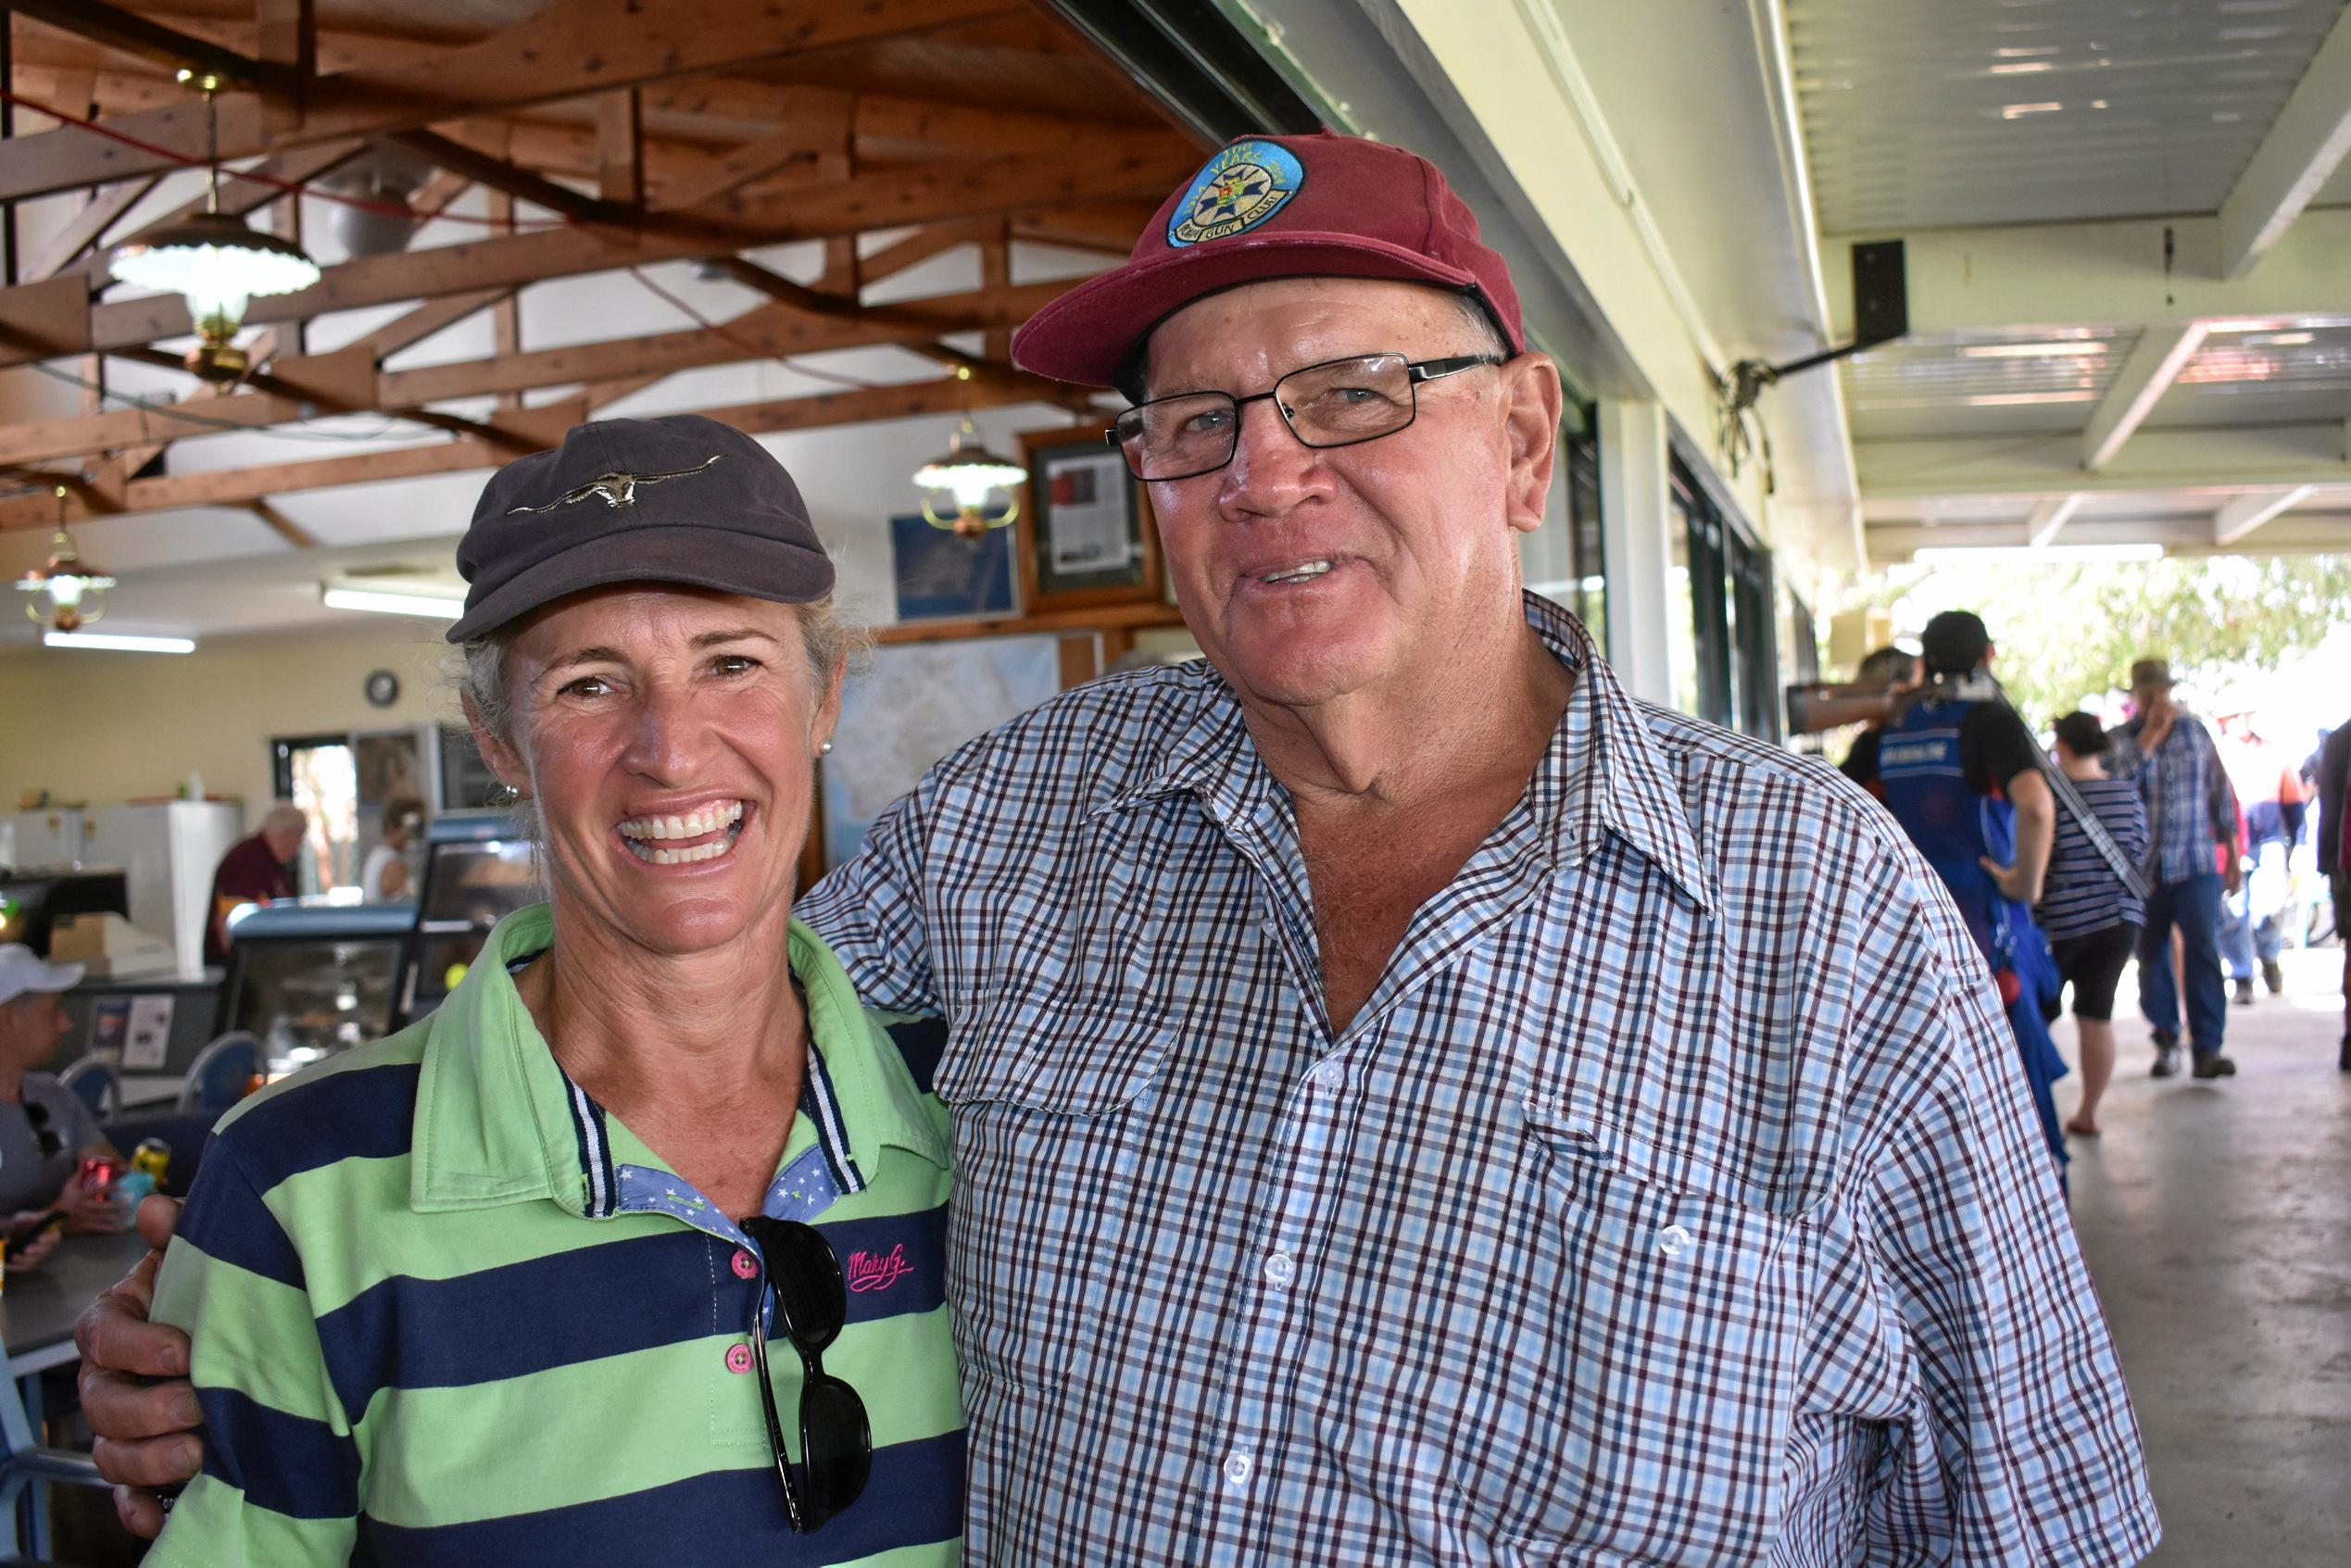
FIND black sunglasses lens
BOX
[798,1375,872,1524]
[754,1219,849,1348]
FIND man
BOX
[2214,714,2291,1001]
[2315,720,2351,1070]
[201,803,304,965]
[1835,642,1921,793]
[1854,611,2068,1172]
[79,132,2156,1563]
[0,945,125,1256]
[2108,659,2241,1079]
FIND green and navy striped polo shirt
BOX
[147,905,962,1567]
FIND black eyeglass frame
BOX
[740,1214,873,1534]
[1103,351,1507,482]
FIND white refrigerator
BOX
[90,802,245,976]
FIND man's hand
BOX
[57,1173,128,1234]
[75,1194,201,1539]
[2139,693,2176,753]
[1980,855,2042,905]
[2224,850,2244,897]
[4,1211,63,1273]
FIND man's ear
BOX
[461,693,530,798]
[1498,352,1564,535]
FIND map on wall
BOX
[821,634,1062,868]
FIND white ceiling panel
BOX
[1791,0,2351,232]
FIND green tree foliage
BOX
[1836,556,2351,725]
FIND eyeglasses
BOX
[740,1214,871,1532]
[26,1100,59,1160]
[1105,350,1505,482]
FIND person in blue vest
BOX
[1863,610,2068,1174]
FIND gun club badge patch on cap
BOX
[1168,140,1305,247]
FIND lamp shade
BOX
[913,421,1026,534]
[110,213,321,335]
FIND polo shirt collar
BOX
[410,904,945,1218]
[1087,592,1713,912]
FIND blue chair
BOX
[54,1055,119,1122]
[177,1032,262,1115]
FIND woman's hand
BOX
[4,1210,62,1273]
[57,1171,128,1234]
[74,1195,201,1539]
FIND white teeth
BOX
[616,800,747,844]
[1262,559,1334,584]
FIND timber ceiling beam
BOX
[0,277,1085,467]
[9,0,303,97]
[0,369,1074,528]
[2216,6,2351,278]
[381,128,626,226]
[0,138,1186,367]
[0,0,1023,202]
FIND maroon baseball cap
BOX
[1011,132,1525,388]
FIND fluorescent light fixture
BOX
[2205,318,2288,333]
[1959,341,2107,358]
[2244,332,2314,346]
[1962,390,2098,405]
[321,585,463,620]
[42,630,196,654]
[1914,544,2165,565]
[2001,101,2064,118]
[1990,61,2053,74]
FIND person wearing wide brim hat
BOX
[2108,651,2244,1080]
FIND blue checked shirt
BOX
[2106,712,2239,887]
[798,593,2159,1565]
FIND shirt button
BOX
[1312,1061,1345,1092]
[731,1249,759,1281]
[1263,1249,1295,1288]
[724,1343,754,1374]
[1657,1223,1692,1258]
[1223,1449,1253,1488]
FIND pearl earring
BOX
[818,741,834,757]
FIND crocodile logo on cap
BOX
[1168,140,1304,247]
[506,453,723,515]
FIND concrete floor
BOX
[2064,944,2351,1566]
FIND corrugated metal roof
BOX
[1842,326,2140,440]
[2149,319,2351,426]
[1790,0,2351,232]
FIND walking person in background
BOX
[2108,659,2242,1081]
[1857,610,2069,1173]
[1837,643,1921,794]
[2037,714,2150,1136]
[2315,718,2351,1072]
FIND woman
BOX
[360,796,423,901]
[2036,710,2151,1136]
[141,417,962,1566]
[0,944,126,1260]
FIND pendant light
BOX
[912,420,1025,538]
[108,72,322,383]
[17,488,117,635]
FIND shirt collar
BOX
[1088,592,1714,912]
[410,904,946,1216]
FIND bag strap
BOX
[2041,759,2153,903]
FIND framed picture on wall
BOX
[888,513,1019,621]
[1019,426,1160,607]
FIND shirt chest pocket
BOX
[1440,1112,1818,1560]
[934,994,1176,1391]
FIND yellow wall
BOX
[0,621,454,825]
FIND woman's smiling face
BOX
[473,584,841,959]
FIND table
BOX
[0,1229,152,1560]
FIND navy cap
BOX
[446,416,834,643]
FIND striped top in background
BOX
[2038,773,2151,940]
[146,906,962,1568]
